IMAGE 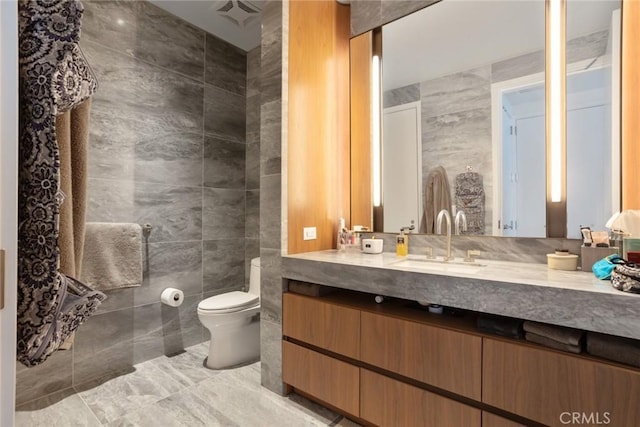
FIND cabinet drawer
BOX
[361,369,481,427]
[483,338,640,427]
[283,341,359,416]
[361,311,482,400]
[482,412,527,427]
[283,293,360,359]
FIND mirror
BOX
[379,0,621,238]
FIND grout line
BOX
[72,386,103,426]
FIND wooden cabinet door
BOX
[283,341,359,416]
[482,412,528,427]
[361,369,481,427]
[483,338,640,427]
[360,311,482,400]
[283,293,360,359]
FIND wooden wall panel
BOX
[622,0,640,209]
[349,32,373,230]
[483,338,640,427]
[288,1,351,254]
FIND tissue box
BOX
[581,246,619,272]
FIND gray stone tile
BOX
[245,238,260,286]
[260,100,282,176]
[82,0,205,80]
[246,46,262,99]
[260,1,283,104]
[567,30,609,65]
[76,361,185,424]
[204,84,246,143]
[130,296,204,365]
[15,349,73,406]
[203,188,245,239]
[86,178,136,224]
[381,0,436,26]
[260,174,282,250]
[492,49,545,83]
[260,319,284,395]
[135,182,203,244]
[88,107,203,186]
[74,307,136,385]
[83,40,204,134]
[383,83,420,108]
[97,241,203,313]
[420,66,491,117]
[203,239,245,294]
[422,107,492,155]
[203,137,246,189]
[259,248,282,324]
[148,348,221,389]
[205,33,247,95]
[246,190,260,240]
[246,138,261,190]
[15,388,101,427]
[246,93,261,138]
[351,0,381,37]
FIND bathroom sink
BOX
[388,257,487,275]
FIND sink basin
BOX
[389,257,487,275]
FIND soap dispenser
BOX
[396,230,407,257]
[396,225,414,256]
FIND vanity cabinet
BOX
[483,338,640,427]
[282,290,640,426]
[361,369,481,427]
[361,311,482,400]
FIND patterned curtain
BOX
[17,0,105,366]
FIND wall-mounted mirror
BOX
[378,0,621,238]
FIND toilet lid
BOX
[198,291,259,312]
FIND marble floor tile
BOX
[15,388,101,427]
[16,343,354,427]
[76,361,185,424]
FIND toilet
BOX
[197,257,260,369]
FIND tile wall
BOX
[16,0,260,406]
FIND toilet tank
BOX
[248,257,260,295]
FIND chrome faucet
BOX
[455,210,467,235]
[436,209,453,261]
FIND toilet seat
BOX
[198,291,260,314]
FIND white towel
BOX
[81,222,143,291]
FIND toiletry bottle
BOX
[396,229,408,256]
[337,218,346,251]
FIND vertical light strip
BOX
[547,0,566,203]
[372,54,381,207]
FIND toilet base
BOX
[205,317,260,369]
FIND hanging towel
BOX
[81,223,144,291]
[420,166,452,233]
[58,99,92,279]
[455,171,485,235]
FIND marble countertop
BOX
[282,250,640,340]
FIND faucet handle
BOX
[464,249,481,263]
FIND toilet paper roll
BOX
[161,288,184,307]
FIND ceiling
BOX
[383,0,621,90]
[150,0,263,51]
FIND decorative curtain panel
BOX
[17,0,105,366]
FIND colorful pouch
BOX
[592,254,624,280]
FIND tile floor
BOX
[15,342,360,426]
